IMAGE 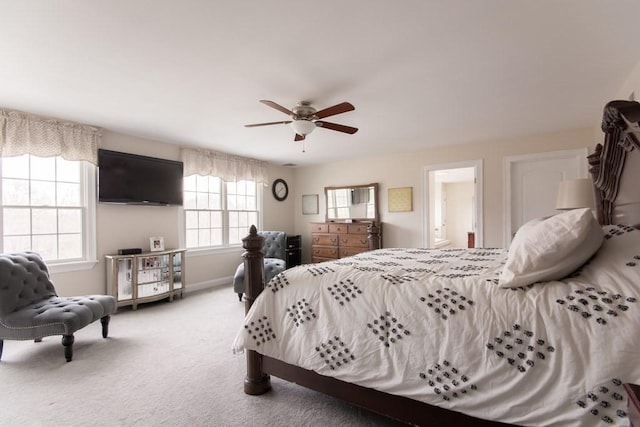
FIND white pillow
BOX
[498,208,604,288]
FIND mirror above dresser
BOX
[325,183,379,223]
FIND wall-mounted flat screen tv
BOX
[98,149,183,206]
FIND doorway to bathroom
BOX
[422,160,482,249]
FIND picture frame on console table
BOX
[149,236,165,252]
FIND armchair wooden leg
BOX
[100,315,111,338]
[0,339,3,361]
[238,293,243,302]
[62,334,74,362]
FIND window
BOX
[183,176,260,249]
[327,188,351,219]
[1,154,96,266]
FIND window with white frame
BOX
[1,154,95,263]
[327,188,351,220]
[183,175,259,249]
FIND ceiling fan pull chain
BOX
[302,141,306,153]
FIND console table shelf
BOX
[105,249,186,310]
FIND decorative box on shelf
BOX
[105,248,186,310]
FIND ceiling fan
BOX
[245,100,358,141]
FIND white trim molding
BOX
[422,159,483,248]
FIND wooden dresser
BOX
[310,222,382,263]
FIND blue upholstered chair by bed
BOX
[233,231,286,301]
[0,252,116,362]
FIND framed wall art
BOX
[302,194,319,215]
[388,187,413,212]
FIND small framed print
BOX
[302,194,319,215]
[150,236,165,252]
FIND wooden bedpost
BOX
[367,222,381,250]
[241,225,271,395]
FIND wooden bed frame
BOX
[240,99,640,426]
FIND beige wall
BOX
[52,130,294,296]
[293,127,594,262]
[617,59,640,101]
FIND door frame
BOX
[503,148,588,247]
[422,159,483,248]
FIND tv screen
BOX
[98,149,183,206]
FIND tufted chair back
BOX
[0,252,57,317]
[233,231,287,300]
[259,231,286,260]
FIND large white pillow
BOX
[498,208,604,288]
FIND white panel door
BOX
[504,149,588,246]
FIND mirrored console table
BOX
[105,249,186,310]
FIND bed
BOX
[233,100,640,426]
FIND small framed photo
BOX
[150,236,165,252]
[302,194,319,215]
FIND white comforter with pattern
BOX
[233,225,640,426]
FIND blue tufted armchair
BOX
[233,231,286,301]
[0,252,116,362]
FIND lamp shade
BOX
[556,178,595,210]
[291,119,316,136]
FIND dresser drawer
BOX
[328,223,349,233]
[339,235,369,248]
[312,233,338,246]
[312,246,339,259]
[348,224,370,234]
[311,223,329,233]
[286,234,301,249]
[339,247,369,258]
[309,221,381,264]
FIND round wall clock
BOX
[272,178,288,201]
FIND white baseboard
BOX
[185,276,232,293]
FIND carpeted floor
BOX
[1,285,405,426]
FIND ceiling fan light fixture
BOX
[291,119,316,136]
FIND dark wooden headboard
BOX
[588,100,640,226]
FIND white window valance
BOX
[181,147,268,185]
[0,109,101,164]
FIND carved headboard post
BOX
[587,143,605,225]
[590,100,640,225]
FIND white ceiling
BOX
[2,1,640,167]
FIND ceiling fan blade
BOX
[245,120,292,128]
[314,102,355,119]
[315,121,358,134]
[294,133,305,142]
[260,100,294,116]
